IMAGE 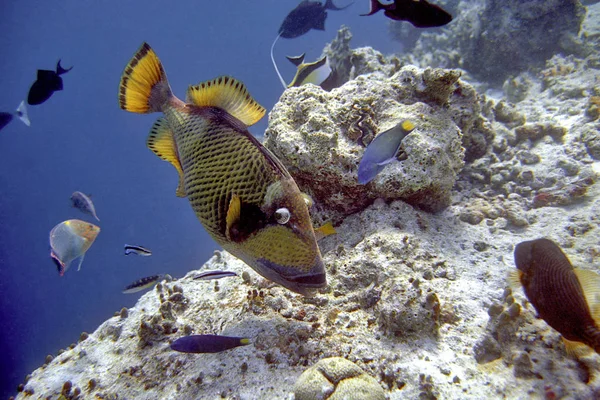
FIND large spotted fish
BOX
[118,43,326,295]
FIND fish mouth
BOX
[254,257,327,296]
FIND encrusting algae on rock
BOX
[15,12,600,399]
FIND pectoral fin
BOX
[226,194,242,241]
[147,118,186,197]
[75,254,85,272]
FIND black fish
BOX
[0,113,13,131]
[171,335,250,354]
[512,238,600,355]
[361,0,452,28]
[279,0,352,39]
[27,60,73,105]
[0,101,30,131]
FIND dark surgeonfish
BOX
[122,274,164,293]
[27,60,73,105]
[119,43,326,296]
[124,244,152,256]
[361,0,452,28]
[278,0,352,39]
[511,238,600,356]
[171,335,250,354]
[71,191,100,221]
[49,219,100,276]
[0,101,30,131]
[357,120,415,184]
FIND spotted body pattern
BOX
[118,43,326,295]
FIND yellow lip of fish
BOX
[118,42,326,295]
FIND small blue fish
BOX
[124,244,152,256]
[357,120,415,184]
[171,335,250,354]
[122,274,164,293]
[71,191,100,221]
[193,270,238,281]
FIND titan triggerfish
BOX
[118,43,326,296]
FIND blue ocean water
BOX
[0,1,397,396]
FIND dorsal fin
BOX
[186,76,265,127]
[574,268,600,323]
[147,118,186,197]
[286,53,306,67]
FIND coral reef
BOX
[294,357,385,400]
[264,62,485,216]
[398,0,587,84]
[13,8,600,400]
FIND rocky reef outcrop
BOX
[395,0,587,84]
[13,8,600,400]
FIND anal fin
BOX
[563,337,592,358]
[147,118,186,197]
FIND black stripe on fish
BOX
[193,270,238,281]
[122,274,163,293]
[124,244,152,256]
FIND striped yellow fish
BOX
[118,43,326,295]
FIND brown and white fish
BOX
[49,219,100,276]
[511,238,600,356]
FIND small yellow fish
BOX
[49,219,100,276]
[118,43,326,295]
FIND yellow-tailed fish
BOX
[49,219,100,276]
[511,238,600,356]
[118,43,326,295]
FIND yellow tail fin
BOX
[118,42,170,113]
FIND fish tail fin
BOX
[360,0,381,16]
[56,59,73,75]
[119,42,172,114]
[270,34,287,89]
[326,0,352,11]
[15,101,30,127]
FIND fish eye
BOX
[275,208,291,224]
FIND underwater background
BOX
[0,0,399,396]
